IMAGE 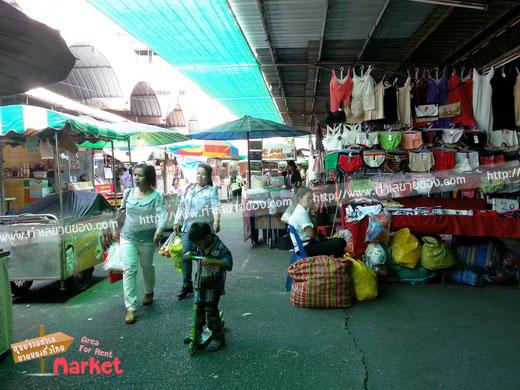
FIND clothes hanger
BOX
[393,77,398,86]
[415,68,419,80]
[434,66,439,80]
[501,65,506,78]
[461,66,465,79]
[339,66,344,80]
[381,73,386,84]
[360,65,365,77]
[516,66,519,75]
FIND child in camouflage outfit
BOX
[183,222,233,352]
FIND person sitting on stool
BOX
[288,187,346,257]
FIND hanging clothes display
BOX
[448,71,476,127]
[426,71,451,128]
[515,68,520,127]
[348,66,375,123]
[398,77,412,126]
[383,83,398,124]
[329,67,353,113]
[364,81,384,121]
[472,67,494,133]
[412,73,428,127]
[491,69,517,130]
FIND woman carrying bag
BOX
[119,164,166,324]
[172,163,221,300]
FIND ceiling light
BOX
[409,0,488,11]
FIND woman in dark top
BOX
[285,160,302,189]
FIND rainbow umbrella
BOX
[166,140,239,158]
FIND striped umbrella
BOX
[166,140,239,158]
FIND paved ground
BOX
[1,212,519,389]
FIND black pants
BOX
[193,299,224,340]
[305,238,346,258]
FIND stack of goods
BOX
[322,66,520,198]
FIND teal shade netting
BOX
[88,0,281,122]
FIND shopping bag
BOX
[391,228,421,269]
[159,233,183,273]
[348,257,378,301]
[288,256,353,308]
[421,236,455,270]
[104,242,123,272]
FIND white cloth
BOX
[348,67,376,123]
[473,67,494,133]
[364,82,384,121]
[324,125,343,151]
[288,204,314,251]
[121,238,156,311]
[398,77,412,126]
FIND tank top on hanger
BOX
[448,71,476,127]
[426,72,451,128]
[364,81,384,121]
[349,66,376,123]
[472,67,494,133]
[515,70,520,127]
[490,70,516,130]
[330,67,353,113]
[398,77,412,126]
[383,84,398,124]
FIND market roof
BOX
[88,0,519,130]
[130,81,162,118]
[47,44,124,105]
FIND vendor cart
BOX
[0,190,114,295]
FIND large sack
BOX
[421,236,456,270]
[288,256,354,308]
[349,257,378,301]
[391,228,421,269]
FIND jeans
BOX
[121,238,156,311]
[192,297,223,340]
[181,232,195,289]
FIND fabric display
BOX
[426,71,451,128]
[288,256,354,308]
[408,150,435,172]
[383,151,410,173]
[364,81,384,121]
[472,67,494,132]
[491,70,517,131]
[342,123,362,146]
[421,129,443,146]
[347,66,376,123]
[324,125,343,151]
[489,129,519,148]
[479,149,505,166]
[397,77,412,126]
[432,148,457,171]
[438,102,461,118]
[383,83,399,123]
[415,104,438,121]
[461,131,487,149]
[337,150,363,173]
[441,128,464,145]
[379,131,402,151]
[363,150,385,169]
[324,151,339,170]
[355,130,379,147]
[454,150,479,172]
[330,67,353,113]
[448,71,476,127]
[401,131,423,149]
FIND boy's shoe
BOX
[183,335,192,344]
[125,310,136,324]
[143,292,154,306]
[177,287,193,300]
[207,338,225,352]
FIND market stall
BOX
[190,115,310,246]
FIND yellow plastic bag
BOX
[348,257,378,301]
[421,236,455,270]
[391,228,421,269]
[169,235,183,273]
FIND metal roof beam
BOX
[357,0,391,62]
[400,6,454,63]
[309,0,330,128]
[255,0,291,125]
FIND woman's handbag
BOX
[116,189,131,231]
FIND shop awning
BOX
[0,104,127,141]
[166,140,239,158]
[0,105,189,148]
[88,0,281,123]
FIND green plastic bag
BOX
[391,228,421,269]
[169,235,183,273]
[421,236,455,270]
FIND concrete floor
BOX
[0,212,519,389]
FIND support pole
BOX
[0,144,4,215]
[127,138,133,183]
[111,141,117,205]
[247,133,251,189]
[55,132,64,224]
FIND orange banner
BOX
[11,332,74,363]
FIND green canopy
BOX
[190,115,309,140]
[0,104,127,142]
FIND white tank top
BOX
[472,67,494,133]
[398,77,412,126]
